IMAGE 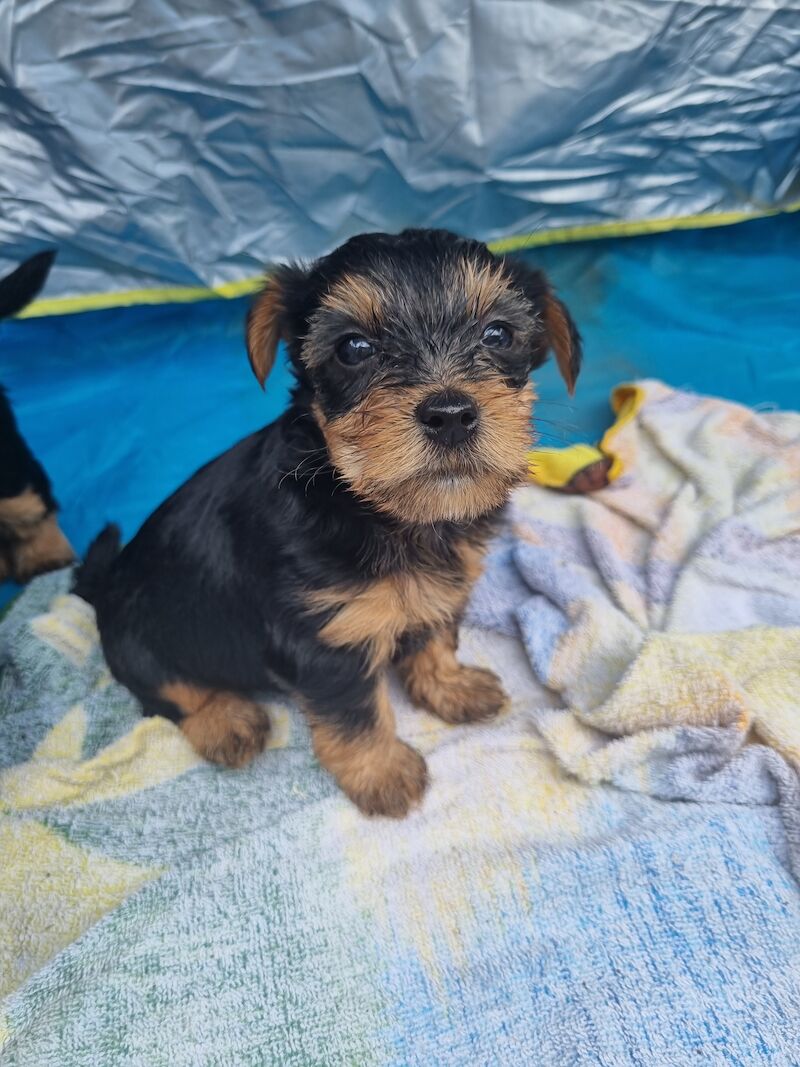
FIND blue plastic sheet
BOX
[1,214,799,609]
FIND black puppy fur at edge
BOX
[0,250,74,582]
[0,250,59,503]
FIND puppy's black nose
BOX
[416,390,479,447]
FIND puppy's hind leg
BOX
[159,682,271,768]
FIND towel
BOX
[472,380,800,871]
[2,380,800,1064]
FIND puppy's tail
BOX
[0,250,57,320]
[72,523,121,605]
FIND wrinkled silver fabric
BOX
[1,0,799,301]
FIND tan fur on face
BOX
[321,274,383,332]
[398,630,508,724]
[307,539,484,672]
[0,488,47,536]
[309,679,428,817]
[0,489,74,580]
[161,682,271,768]
[460,259,511,319]
[11,512,74,581]
[314,379,534,524]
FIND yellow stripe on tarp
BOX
[17,274,265,319]
[15,200,800,319]
[489,199,800,254]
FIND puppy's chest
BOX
[307,538,486,669]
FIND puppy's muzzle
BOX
[416,390,478,449]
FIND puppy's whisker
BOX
[278,463,305,488]
[533,420,583,435]
[292,446,328,459]
[534,416,581,430]
[278,448,331,488]
[290,410,315,427]
[532,420,583,438]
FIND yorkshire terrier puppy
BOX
[0,251,75,584]
[75,229,581,816]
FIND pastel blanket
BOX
[2,380,800,1064]
[470,381,800,874]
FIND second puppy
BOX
[0,251,74,583]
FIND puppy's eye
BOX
[336,335,376,366]
[481,322,513,349]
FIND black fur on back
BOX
[0,250,59,504]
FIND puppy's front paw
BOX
[345,740,429,818]
[413,665,508,725]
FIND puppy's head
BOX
[247,229,581,524]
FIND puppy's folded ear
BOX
[246,266,306,388]
[504,259,583,395]
[541,289,582,396]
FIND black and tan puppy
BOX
[76,229,581,816]
[0,251,75,583]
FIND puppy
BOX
[0,251,75,584]
[75,229,581,816]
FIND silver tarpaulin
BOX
[1,0,799,304]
